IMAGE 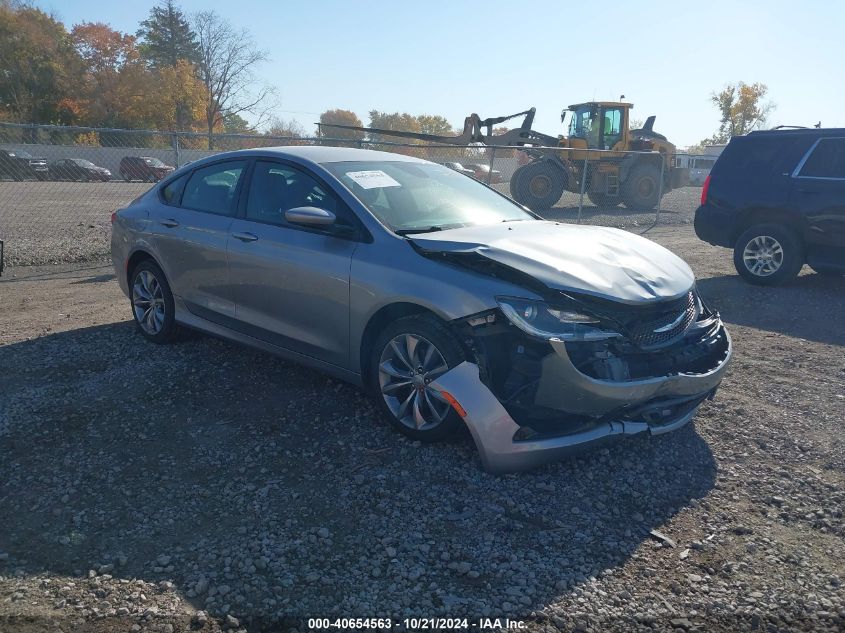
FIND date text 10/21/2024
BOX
[307,618,527,630]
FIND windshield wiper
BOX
[395,225,460,235]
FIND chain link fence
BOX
[0,121,706,268]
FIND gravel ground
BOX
[0,181,151,266]
[1,225,844,633]
[0,181,699,266]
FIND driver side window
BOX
[245,161,341,226]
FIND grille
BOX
[626,291,698,349]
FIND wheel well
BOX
[732,209,804,245]
[125,250,155,285]
[359,303,444,387]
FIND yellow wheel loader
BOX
[319,102,689,211]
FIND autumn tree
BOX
[71,22,153,129]
[0,3,85,128]
[136,0,199,69]
[417,114,454,136]
[193,10,275,148]
[317,109,364,140]
[151,59,207,131]
[704,82,774,144]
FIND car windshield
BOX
[15,150,33,159]
[144,157,166,167]
[73,159,96,167]
[324,160,532,233]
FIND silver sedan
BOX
[111,147,731,472]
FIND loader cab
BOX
[565,102,631,150]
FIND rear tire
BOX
[733,224,804,285]
[622,163,661,210]
[369,315,466,442]
[129,260,180,344]
[514,161,565,210]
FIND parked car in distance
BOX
[49,158,112,182]
[119,156,174,182]
[440,161,475,177]
[464,162,503,183]
[112,147,731,473]
[695,128,845,284]
[0,148,49,180]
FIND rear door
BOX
[227,159,360,367]
[147,159,248,322]
[791,137,845,256]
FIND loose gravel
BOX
[1,225,843,632]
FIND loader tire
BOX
[514,161,565,211]
[622,163,661,210]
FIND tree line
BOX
[0,0,274,148]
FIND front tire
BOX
[622,163,661,210]
[370,315,466,442]
[129,260,180,343]
[733,224,804,285]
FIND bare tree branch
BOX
[192,10,276,148]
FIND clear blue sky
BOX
[41,0,843,148]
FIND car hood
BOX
[409,221,695,304]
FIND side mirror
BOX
[284,206,336,226]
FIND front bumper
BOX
[432,321,732,473]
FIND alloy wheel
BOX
[132,270,166,335]
[378,334,452,431]
[742,235,784,277]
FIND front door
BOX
[227,160,359,368]
[791,137,845,261]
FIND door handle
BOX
[232,231,259,242]
[160,218,180,228]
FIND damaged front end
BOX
[433,286,731,473]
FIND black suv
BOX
[695,128,845,284]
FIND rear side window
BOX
[798,138,845,179]
[161,174,188,205]
[713,136,815,182]
[182,160,247,215]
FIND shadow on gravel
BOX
[697,271,845,346]
[0,321,717,626]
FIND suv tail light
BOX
[111,211,117,224]
[700,174,711,205]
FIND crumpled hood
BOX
[410,221,695,304]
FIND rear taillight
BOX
[110,211,117,224]
[700,174,711,205]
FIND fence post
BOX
[172,133,181,168]
[486,147,496,185]
[655,152,666,226]
[577,151,589,225]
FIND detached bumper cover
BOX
[432,324,732,473]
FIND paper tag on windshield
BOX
[346,170,401,189]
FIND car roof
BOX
[199,145,430,166]
[747,127,845,137]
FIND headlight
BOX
[496,297,621,341]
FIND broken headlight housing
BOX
[496,297,621,341]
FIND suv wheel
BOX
[370,315,465,442]
[733,224,804,285]
[130,260,180,343]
